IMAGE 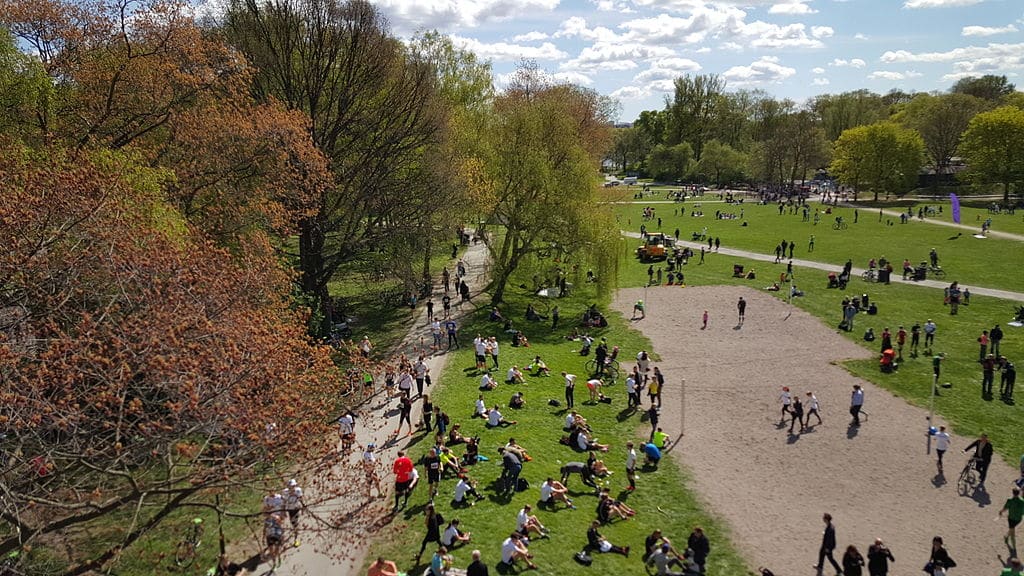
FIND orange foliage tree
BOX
[0,145,378,574]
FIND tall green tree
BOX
[697,140,747,187]
[222,0,448,334]
[959,106,1024,203]
[830,122,924,201]
[901,93,989,177]
[647,142,694,182]
[476,68,614,304]
[952,75,1016,103]
[664,73,725,160]
[811,90,889,142]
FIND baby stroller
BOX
[879,348,897,373]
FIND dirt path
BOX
[621,230,1024,302]
[269,240,491,576]
[613,286,1018,575]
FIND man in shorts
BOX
[500,533,537,570]
[425,447,442,501]
[392,450,414,512]
[362,444,383,498]
[999,487,1024,552]
[933,425,951,474]
[283,479,304,542]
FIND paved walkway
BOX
[623,231,1024,302]
[857,205,1024,243]
[271,240,491,576]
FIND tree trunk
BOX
[298,217,330,337]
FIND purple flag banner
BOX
[950,193,961,224]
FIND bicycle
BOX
[929,265,946,279]
[584,358,620,381]
[861,269,877,282]
[174,517,205,568]
[957,456,981,495]
[832,220,848,230]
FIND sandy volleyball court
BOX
[613,286,1017,575]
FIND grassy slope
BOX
[614,205,1024,467]
[366,282,750,575]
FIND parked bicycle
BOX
[174,517,205,568]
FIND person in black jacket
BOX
[587,520,629,556]
[687,527,710,573]
[813,513,842,575]
[927,536,956,575]
[963,434,994,487]
[466,549,489,576]
[866,538,894,576]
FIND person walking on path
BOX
[789,396,805,434]
[813,513,842,576]
[927,536,956,576]
[779,387,792,423]
[866,538,894,576]
[563,371,576,408]
[805,391,822,426]
[701,310,709,330]
[737,297,746,325]
[445,318,459,349]
[933,425,951,474]
[392,451,415,512]
[415,503,445,563]
[850,384,865,426]
[998,487,1024,552]
[964,433,994,487]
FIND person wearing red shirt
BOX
[392,451,414,512]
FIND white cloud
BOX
[720,41,745,51]
[904,0,982,7]
[769,1,817,15]
[561,42,674,71]
[854,32,869,40]
[881,42,1024,63]
[961,24,1019,37]
[450,36,568,61]
[812,77,830,85]
[722,56,796,86]
[694,47,712,53]
[634,58,702,83]
[592,0,634,10]
[373,0,561,31]
[830,58,866,68]
[868,70,924,80]
[811,67,825,74]
[611,85,651,100]
[554,16,624,42]
[811,26,834,39]
[741,22,828,49]
[551,71,595,86]
[512,31,550,42]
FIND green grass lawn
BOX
[615,228,1024,467]
[612,201,1024,294]
[365,280,750,575]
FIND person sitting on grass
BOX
[642,442,662,468]
[539,477,575,509]
[438,447,462,477]
[504,438,532,462]
[596,491,636,523]
[527,356,550,376]
[429,545,453,576]
[575,428,609,452]
[448,424,466,445]
[587,451,611,477]
[490,307,505,322]
[473,395,487,419]
[587,520,630,556]
[509,391,525,410]
[452,474,485,507]
[367,557,400,576]
[487,406,517,428]
[462,437,480,466]
[479,372,497,391]
[441,519,472,548]
[506,365,525,384]
[652,428,671,450]
[500,533,537,571]
[516,504,550,538]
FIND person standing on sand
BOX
[701,310,709,330]
[737,297,746,325]
[866,538,894,576]
[789,396,805,434]
[813,513,842,575]
[805,391,822,426]
[850,384,865,426]
[933,425,951,473]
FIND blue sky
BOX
[367,0,1023,122]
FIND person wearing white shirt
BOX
[474,395,487,418]
[414,358,429,397]
[501,534,537,569]
[563,372,577,408]
[805,391,822,426]
[441,519,471,547]
[564,411,577,430]
[636,351,650,383]
[397,370,414,398]
[539,477,574,509]
[625,375,638,407]
[506,366,524,384]
[284,479,304,534]
[625,442,638,491]
[489,337,500,369]
[262,490,284,516]
[487,406,516,428]
[516,504,548,537]
[452,476,484,506]
[480,372,497,391]
[431,320,443,350]
[474,337,487,370]
[933,425,951,473]
[778,386,792,423]
[850,384,865,425]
